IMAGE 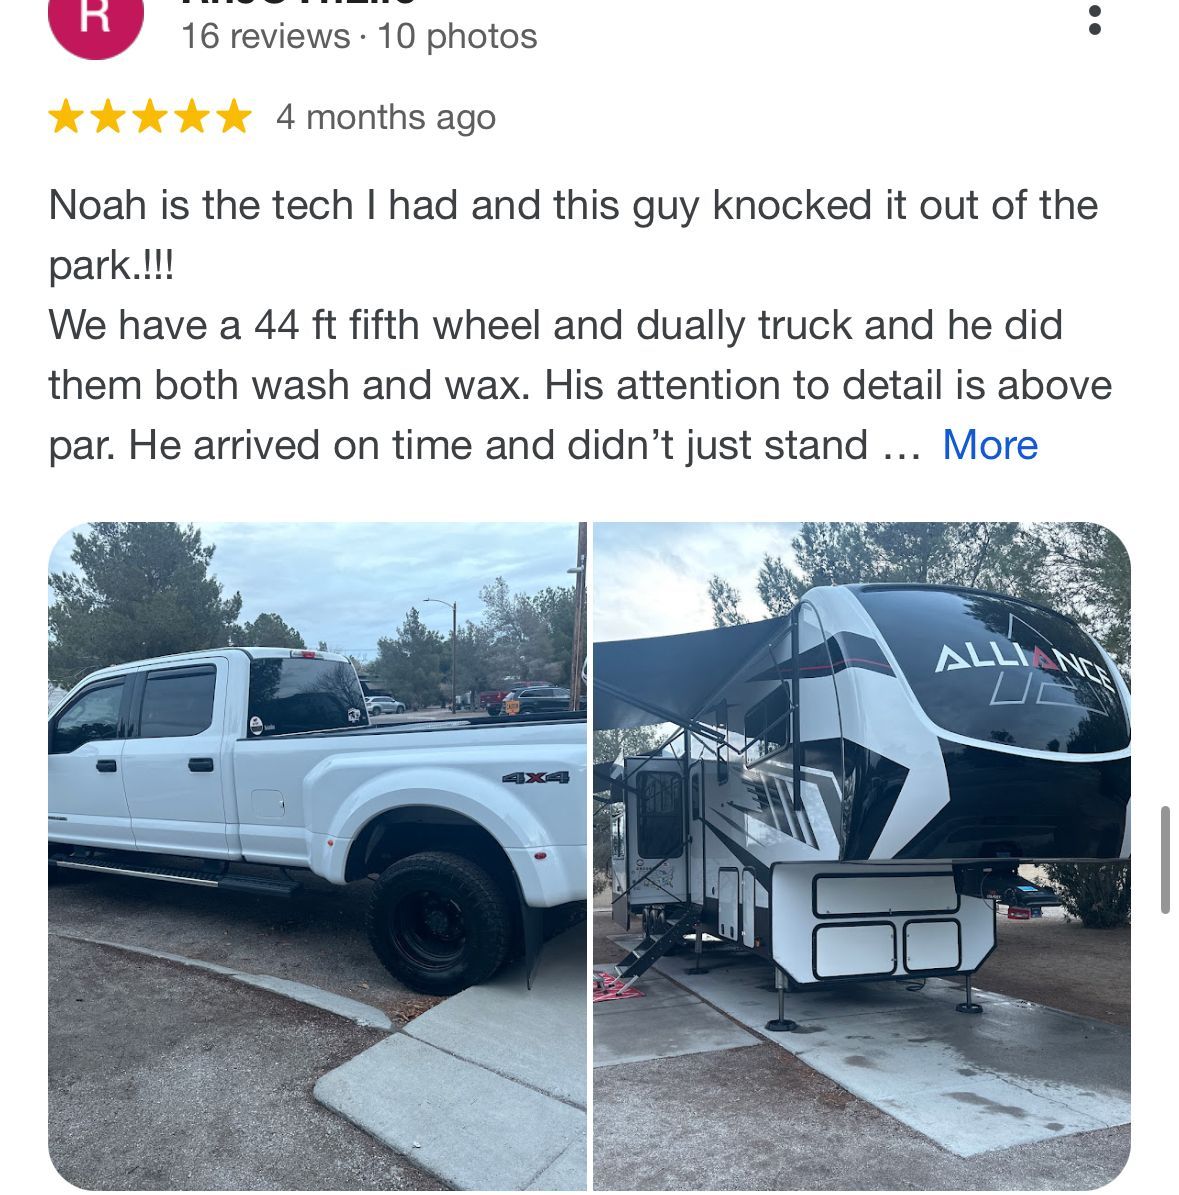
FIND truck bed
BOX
[254,710,587,742]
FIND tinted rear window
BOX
[247,658,368,737]
[854,587,1129,754]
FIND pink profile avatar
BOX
[48,0,144,61]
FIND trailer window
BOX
[744,686,791,763]
[855,587,1130,754]
[247,657,369,737]
[636,772,684,859]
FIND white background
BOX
[7,0,1177,1189]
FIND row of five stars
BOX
[50,99,251,134]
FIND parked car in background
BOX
[503,686,580,716]
[366,695,406,715]
[481,689,511,716]
[483,681,549,717]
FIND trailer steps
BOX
[614,907,701,986]
[50,853,301,897]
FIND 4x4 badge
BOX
[502,771,570,785]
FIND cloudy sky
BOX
[593,523,801,642]
[50,523,580,656]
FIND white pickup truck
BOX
[48,648,586,994]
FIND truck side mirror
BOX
[716,757,729,785]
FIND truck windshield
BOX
[247,657,369,737]
[854,586,1129,754]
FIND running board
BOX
[51,856,300,897]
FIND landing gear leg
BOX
[685,924,709,975]
[956,973,984,1015]
[765,967,798,1032]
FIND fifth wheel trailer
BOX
[595,584,1130,1011]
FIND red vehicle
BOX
[479,689,510,716]
[481,682,548,717]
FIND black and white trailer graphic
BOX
[595,584,1130,1010]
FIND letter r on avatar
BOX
[81,1,111,35]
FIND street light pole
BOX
[424,598,457,712]
[568,522,588,711]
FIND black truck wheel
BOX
[366,851,513,996]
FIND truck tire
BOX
[367,851,513,996]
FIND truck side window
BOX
[51,681,125,754]
[139,666,216,738]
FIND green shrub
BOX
[592,805,614,892]
[1042,862,1131,928]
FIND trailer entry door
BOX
[625,765,689,904]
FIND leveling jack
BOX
[956,973,984,1015]
[685,925,709,975]
[765,967,798,1033]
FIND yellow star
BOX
[217,99,251,134]
[49,98,84,133]
[92,99,125,133]
[175,99,209,133]
[133,99,167,133]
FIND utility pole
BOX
[424,598,458,712]
[568,522,588,710]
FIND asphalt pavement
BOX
[49,866,440,1024]
[49,936,444,1191]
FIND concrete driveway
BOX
[639,946,1128,1156]
[592,907,1129,1190]
[316,927,587,1190]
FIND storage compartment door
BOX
[814,873,958,918]
[813,923,896,979]
[741,869,757,947]
[903,919,962,973]
[718,869,739,940]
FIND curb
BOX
[51,931,395,1031]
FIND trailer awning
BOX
[593,617,792,733]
